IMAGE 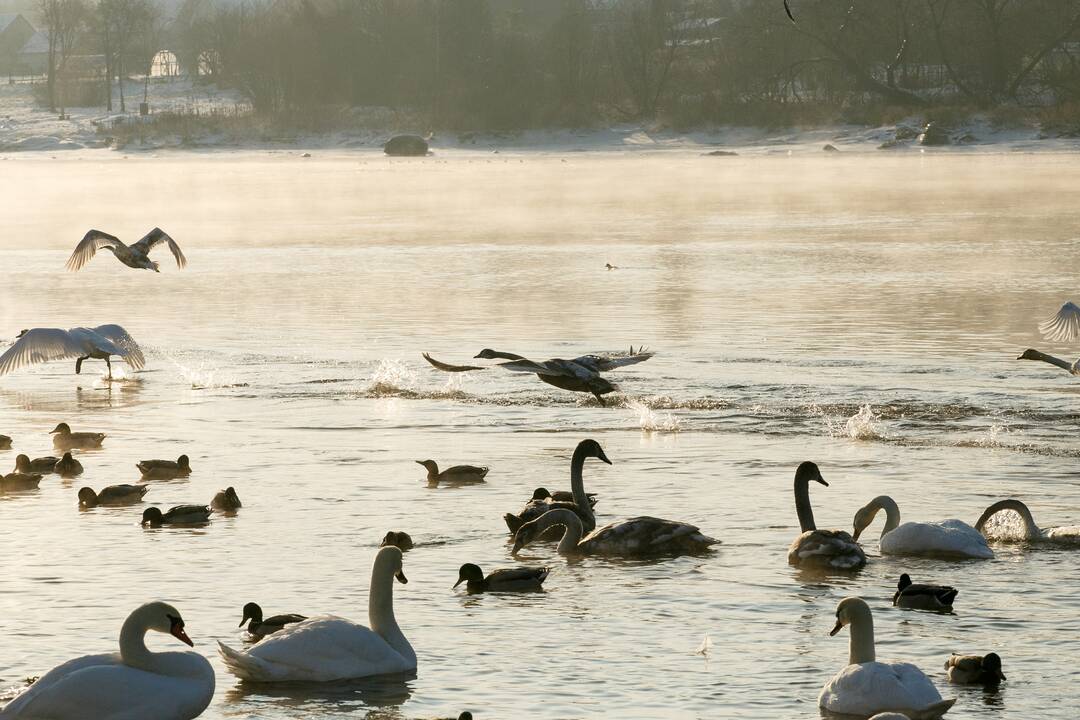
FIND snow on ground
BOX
[2,75,1080,156]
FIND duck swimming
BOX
[892,574,958,612]
[0,434,11,449]
[210,487,241,511]
[141,505,212,527]
[137,455,191,479]
[51,424,105,451]
[944,653,1006,685]
[454,563,549,593]
[54,453,83,478]
[422,346,653,405]
[1,472,41,491]
[15,454,59,474]
[787,461,866,570]
[79,485,149,506]
[417,460,488,486]
[0,327,144,380]
[238,602,307,640]
[65,227,187,273]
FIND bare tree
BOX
[611,0,685,118]
[97,0,153,112]
[37,0,88,114]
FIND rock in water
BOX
[384,134,429,156]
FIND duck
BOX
[417,460,488,486]
[218,546,416,682]
[819,597,955,718]
[893,574,958,612]
[0,434,11,449]
[532,486,598,506]
[141,505,212,527]
[65,227,187,273]
[504,439,607,537]
[0,601,214,720]
[15,454,59,474]
[852,495,993,559]
[454,563,549,593]
[51,424,105,451]
[210,487,241,511]
[0,327,145,380]
[786,461,866,570]
[79,485,149,506]
[1,472,42,491]
[238,602,307,640]
[54,452,83,478]
[137,455,191,479]
[381,531,414,551]
[974,498,1080,544]
[944,653,1006,685]
[422,346,654,405]
[513,508,717,558]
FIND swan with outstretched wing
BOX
[0,325,145,379]
[1018,301,1080,375]
[66,228,186,272]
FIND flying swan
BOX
[422,347,653,405]
[0,326,145,379]
[0,602,214,720]
[852,495,993,559]
[1018,301,1080,374]
[819,597,955,718]
[218,546,416,681]
[787,461,866,570]
[66,228,187,272]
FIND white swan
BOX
[512,508,717,557]
[852,495,993,559]
[0,326,145,379]
[0,601,214,720]
[66,228,187,272]
[974,499,1080,544]
[819,597,955,718]
[218,546,415,681]
[787,461,866,569]
[1038,301,1080,342]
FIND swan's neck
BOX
[794,478,816,532]
[369,570,415,663]
[536,508,585,554]
[870,496,901,538]
[847,608,876,664]
[976,499,1041,538]
[119,614,165,673]
[569,447,596,523]
[1021,349,1076,372]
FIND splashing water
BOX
[979,510,1031,541]
[626,399,681,433]
[820,404,887,441]
[168,358,247,390]
[365,358,420,397]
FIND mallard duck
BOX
[944,653,1006,685]
[141,505,211,527]
[50,423,105,451]
[15,454,59,474]
[417,460,488,486]
[137,455,191,479]
[975,498,1080,544]
[853,496,993,559]
[513,508,717,558]
[532,486,598,505]
[1,472,42,490]
[211,487,241,511]
[79,484,149,506]
[66,227,187,272]
[239,602,307,639]
[54,452,83,478]
[0,327,145,380]
[454,563,548,593]
[892,574,958,612]
[0,434,11,449]
[504,439,607,537]
[422,346,654,405]
[380,531,414,551]
[787,461,866,570]
[819,597,955,717]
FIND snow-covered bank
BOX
[3,78,1080,156]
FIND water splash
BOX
[820,404,887,441]
[168,358,247,390]
[978,510,1030,541]
[365,359,420,397]
[626,399,681,433]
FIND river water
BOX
[1,150,1078,719]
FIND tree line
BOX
[36,0,1080,129]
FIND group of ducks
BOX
[788,460,1079,717]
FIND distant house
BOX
[16,29,47,74]
[0,12,34,74]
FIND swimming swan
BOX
[422,347,653,405]
[819,597,955,718]
[0,601,214,720]
[513,508,717,557]
[504,439,607,536]
[218,546,416,681]
[974,499,1080,544]
[66,228,187,272]
[787,461,866,570]
[852,495,993,559]
[0,326,144,380]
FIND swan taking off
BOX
[0,602,214,720]
[422,347,653,405]
[0,325,144,379]
[66,228,187,272]
[1018,301,1080,374]
[819,597,955,718]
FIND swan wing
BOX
[495,358,570,376]
[819,661,947,716]
[0,329,86,376]
[1046,525,1080,543]
[65,230,123,271]
[881,520,993,559]
[1039,301,1080,342]
[89,325,145,370]
[131,228,187,269]
[572,351,654,372]
[219,616,413,682]
[583,516,717,556]
[421,352,485,372]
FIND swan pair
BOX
[0,602,213,720]
[0,327,144,380]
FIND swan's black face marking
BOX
[168,613,193,646]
